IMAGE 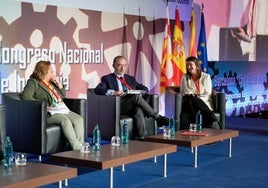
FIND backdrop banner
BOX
[209,61,268,117]
[0,1,267,117]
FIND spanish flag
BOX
[160,4,172,92]
[171,8,186,86]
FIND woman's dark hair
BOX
[30,61,51,81]
[185,56,202,80]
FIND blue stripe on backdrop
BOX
[38,117,268,188]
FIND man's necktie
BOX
[120,77,128,92]
[119,77,132,92]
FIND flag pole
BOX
[164,0,169,6]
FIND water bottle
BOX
[196,111,202,131]
[0,150,3,163]
[4,136,14,168]
[121,120,129,144]
[92,124,101,151]
[0,141,3,162]
[169,115,175,136]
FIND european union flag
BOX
[197,11,208,73]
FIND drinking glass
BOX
[111,136,120,146]
[80,142,90,153]
[189,123,197,132]
[15,153,27,166]
[163,127,171,138]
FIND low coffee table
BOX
[51,140,177,188]
[0,162,77,188]
[145,128,239,168]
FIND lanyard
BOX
[41,81,62,103]
[116,76,132,90]
[191,77,200,94]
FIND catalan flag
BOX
[189,7,197,57]
[197,10,208,72]
[160,4,172,92]
[171,8,186,86]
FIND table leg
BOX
[64,179,68,186]
[163,154,167,178]
[154,156,157,163]
[64,164,68,186]
[228,138,232,157]
[58,180,62,188]
[194,146,198,168]
[110,167,113,188]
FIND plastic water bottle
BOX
[0,150,3,162]
[196,111,202,131]
[4,136,14,168]
[169,115,175,136]
[121,120,129,144]
[92,124,101,151]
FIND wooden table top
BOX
[145,128,239,147]
[0,162,77,188]
[51,140,177,169]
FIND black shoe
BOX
[156,115,169,127]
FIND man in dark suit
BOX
[94,55,169,139]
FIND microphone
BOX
[52,79,63,89]
[52,80,59,88]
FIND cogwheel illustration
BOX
[0,2,85,97]
[79,10,165,93]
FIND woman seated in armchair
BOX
[21,60,84,150]
[180,56,220,130]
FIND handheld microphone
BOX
[52,80,58,87]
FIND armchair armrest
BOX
[87,89,121,140]
[63,98,87,116]
[143,93,159,135]
[143,94,159,113]
[2,93,47,154]
[175,93,183,131]
[165,87,182,130]
[212,91,226,129]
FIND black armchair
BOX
[165,87,226,130]
[87,89,159,140]
[1,92,87,160]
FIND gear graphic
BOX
[0,3,85,97]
